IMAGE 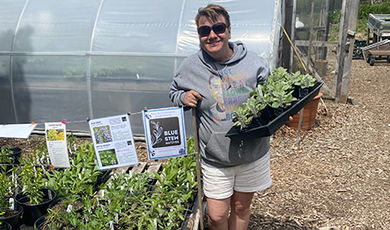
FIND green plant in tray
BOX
[292,71,316,88]
[231,67,318,130]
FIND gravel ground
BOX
[248,59,390,230]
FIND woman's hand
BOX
[184,90,203,107]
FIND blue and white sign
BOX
[142,107,186,160]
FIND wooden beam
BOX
[295,40,338,48]
[335,0,359,103]
[316,0,330,60]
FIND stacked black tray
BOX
[226,81,323,138]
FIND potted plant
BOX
[0,146,22,173]
[0,149,12,173]
[291,71,316,98]
[35,141,108,229]
[36,137,198,229]
[46,141,103,199]
[1,146,22,165]
[0,170,23,229]
[15,154,56,226]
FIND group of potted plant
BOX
[1,135,199,229]
[0,145,24,230]
[232,67,317,131]
[0,136,112,229]
[35,137,198,230]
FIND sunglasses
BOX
[197,22,227,37]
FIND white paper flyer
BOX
[143,107,187,160]
[0,123,37,138]
[45,122,70,168]
[89,114,138,170]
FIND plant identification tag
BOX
[66,204,73,213]
[110,221,114,230]
[9,198,14,210]
[48,190,52,200]
[257,85,265,103]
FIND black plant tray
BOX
[226,81,323,138]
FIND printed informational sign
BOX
[142,107,186,160]
[89,114,138,170]
[45,122,70,168]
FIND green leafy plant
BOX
[232,102,255,129]
[0,147,13,172]
[263,74,296,108]
[19,161,47,204]
[291,71,316,88]
[232,67,317,130]
[0,171,12,217]
[0,147,12,156]
[16,145,52,205]
[46,142,101,198]
[42,137,198,229]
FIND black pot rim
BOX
[0,205,23,220]
[15,188,57,207]
[0,221,12,229]
[34,214,47,229]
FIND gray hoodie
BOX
[169,41,270,167]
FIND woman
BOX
[169,4,271,230]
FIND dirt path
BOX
[248,59,390,229]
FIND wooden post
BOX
[282,0,293,71]
[307,0,315,74]
[317,0,330,60]
[192,108,204,230]
[289,0,297,72]
[335,0,360,103]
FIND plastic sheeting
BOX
[0,0,281,135]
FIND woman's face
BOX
[197,15,231,62]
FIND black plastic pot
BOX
[0,221,12,230]
[0,206,23,230]
[7,148,22,165]
[292,83,320,99]
[33,215,46,230]
[255,106,285,126]
[15,189,56,226]
[94,169,112,190]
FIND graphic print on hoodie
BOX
[208,68,250,122]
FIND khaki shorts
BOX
[201,151,272,199]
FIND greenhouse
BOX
[0,0,282,134]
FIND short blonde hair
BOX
[195,4,231,28]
